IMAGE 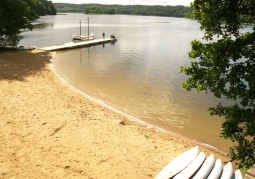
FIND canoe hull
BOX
[192,154,216,179]
[154,146,199,179]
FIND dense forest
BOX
[84,6,115,15]
[53,3,255,23]
[53,3,193,18]
[31,0,57,16]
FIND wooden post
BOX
[79,20,81,37]
[88,17,89,41]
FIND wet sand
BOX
[0,50,229,179]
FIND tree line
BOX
[31,0,57,16]
[84,6,115,15]
[53,3,193,18]
[0,0,56,48]
[54,3,255,23]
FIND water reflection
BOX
[79,49,82,64]
[54,42,233,151]
[33,23,54,29]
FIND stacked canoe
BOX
[155,146,243,179]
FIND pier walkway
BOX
[39,38,116,51]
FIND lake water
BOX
[20,13,248,152]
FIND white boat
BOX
[232,169,243,179]
[154,146,199,179]
[72,33,95,41]
[192,154,216,179]
[173,152,206,179]
[72,18,95,42]
[207,158,223,179]
[220,162,233,179]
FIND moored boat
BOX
[72,32,95,41]
[72,18,95,42]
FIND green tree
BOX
[0,0,39,48]
[180,0,255,171]
[30,0,57,16]
[32,0,47,16]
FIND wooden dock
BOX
[39,38,116,51]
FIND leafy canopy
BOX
[0,0,56,48]
[180,0,255,171]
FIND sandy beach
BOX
[0,50,229,179]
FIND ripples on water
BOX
[19,13,251,151]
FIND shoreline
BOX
[52,56,224,153]
[0,50,229,178]
[51,51,228,155]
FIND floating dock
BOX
[39,38,117,51]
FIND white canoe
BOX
[192,154,216,179]
[220,162,233,179]
[207,158,223,179]
[173,152,206,179]
[232,169,243,179]
[154,146,199,179]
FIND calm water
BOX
[20,13,251,151]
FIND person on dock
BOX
[110,34,115,39]
[103,32,105,39]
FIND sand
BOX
[0,50,229,179]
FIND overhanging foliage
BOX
[180,0,255,171]
[0,0,56,48]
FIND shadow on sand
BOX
[0,50,51,81]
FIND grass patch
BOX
[144,134,149,139]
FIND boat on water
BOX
[72,18,95,42]
[72,32,95,41]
